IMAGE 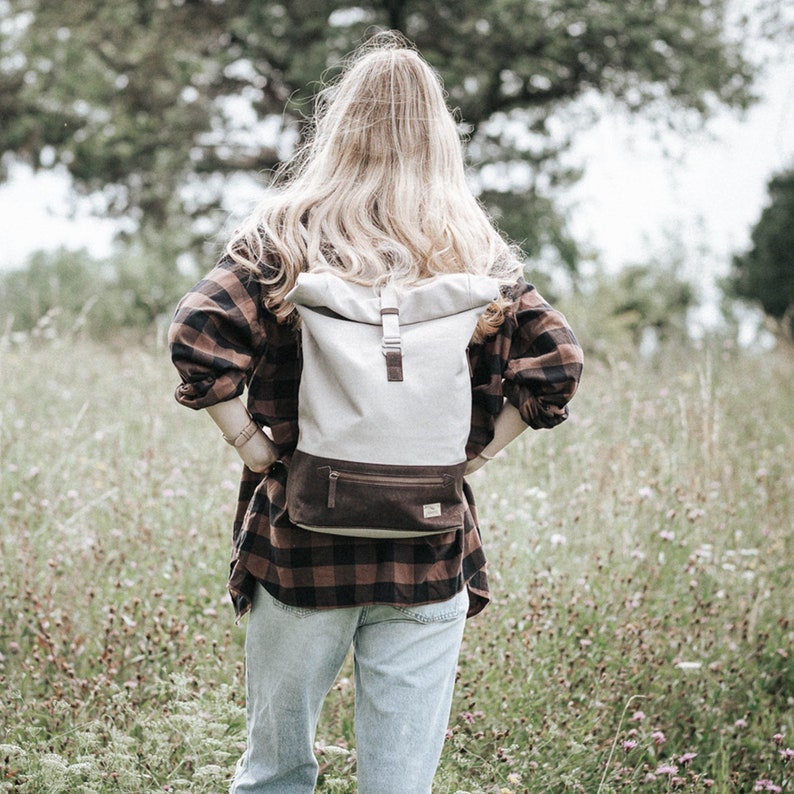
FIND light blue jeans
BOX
[229,583,469,794]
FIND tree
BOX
[0,0,765,270]
[729,166,794,340]
[557,258,696,360]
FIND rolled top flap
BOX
[286,272,499,324]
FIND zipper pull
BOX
[327,470,339,508]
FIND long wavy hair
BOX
[226,32,523,339]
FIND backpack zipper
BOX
[320,467,454,509]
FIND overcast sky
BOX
[569,55,794,276]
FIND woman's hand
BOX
[206,398,279,473]
[464,454,489,476]
[236,430,278,473]
[464,401,529,476]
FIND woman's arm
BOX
[170,260,281,473]
[206,398,279,473]
[465,280,583,476]
[464,401,527,474]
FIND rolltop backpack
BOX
[284,271,499,538]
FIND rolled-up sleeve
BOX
[502,282,583,429]
[168,260,267,410]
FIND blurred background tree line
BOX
[1,0,792,349]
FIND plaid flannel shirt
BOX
[169,258,583,619]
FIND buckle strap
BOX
[380,282,403,382]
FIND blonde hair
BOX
[227,32,523,338]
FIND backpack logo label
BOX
[423,503,442,518]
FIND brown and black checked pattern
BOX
[169,258,583,620]
[232,463,488,614]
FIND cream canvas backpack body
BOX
[284,270,498,538]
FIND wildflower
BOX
[0,744,26,758]
[779,748,794,761]
[754,781,782,792]
[631,710,646,722]
[507,773,522,785]
[550,533,567,546]
[656,763,678,775]
[734,718,748,729]
[652,730,666,746]
[659,530,675,541]
[772,733,784,745]
[321,745,351,757]
[623,740,638,751]
[679,752,697,765]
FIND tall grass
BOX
[1,333,792,793]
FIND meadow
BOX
[1,328,792,793]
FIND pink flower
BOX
[772,733,784,745]
[631,710,646,722]
[678,752,698,764]
[623,740,638,751]
[652,730,667,745]
[779,747,794,761]
[754,781,782,792]
[655,763,678,775]
[734,718,748,729]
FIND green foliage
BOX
[728,166,794,340]
[1,336,793,792]
[1,0,761,269]
[0,245,195,340]
[555,261,696,360]
[0,248,100,335]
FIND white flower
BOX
[675,661,702,671]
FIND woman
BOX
[169,32,582,794]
